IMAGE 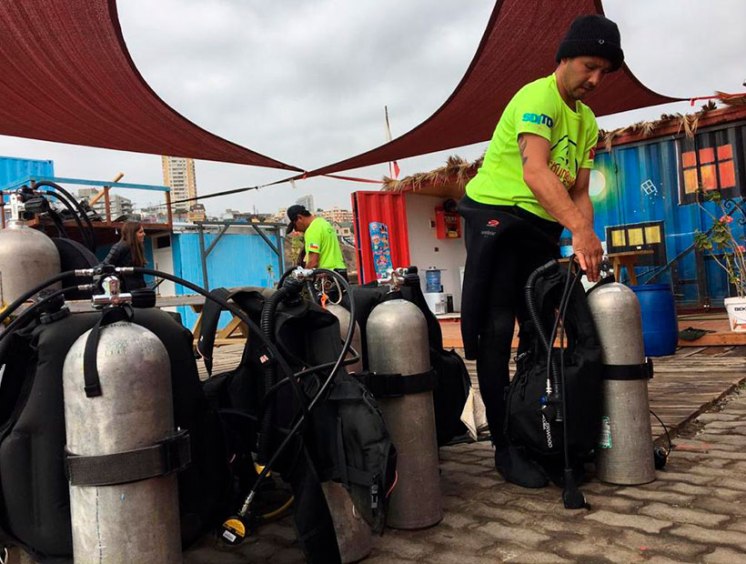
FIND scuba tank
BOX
[321,303,372,562]
[0,265,229,562]
[365,268,442,529]
[0,192,60,304]
[326,302,363,374]
[321,482,373,564]
[62,274,188,563]
[587,281,656,485]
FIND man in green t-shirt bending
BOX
[459,14,624,488]
[286,205,347,278]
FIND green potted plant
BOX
[694,190,746,332]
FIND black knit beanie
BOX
[555,15,624,71]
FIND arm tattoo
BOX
[518,135,528,165]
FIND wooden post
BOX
[104,186,111,223]
[165,192,173,227]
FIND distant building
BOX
[320,206,354,225]
[187,204,207,223]
[77,187,133,221]
[139,205,168,224]
[269,208,288,224]
[296,195,314,212]
[333,221,353,238]
[221,209,242,221]
[162,156,197,213]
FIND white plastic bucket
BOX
[724,297,746,332]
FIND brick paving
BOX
[183,345,746,563]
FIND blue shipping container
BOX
[558,114,746,308]
[0,155,54,195]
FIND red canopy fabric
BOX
[0,0,301,171]
[301,0,680,179]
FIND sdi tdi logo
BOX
[522,112,554,127]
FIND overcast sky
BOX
[0,0,743,216]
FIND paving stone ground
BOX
[182,381,746,564]
[11,346,744,564]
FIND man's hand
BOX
[572,226,603,282]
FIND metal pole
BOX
[278,226,286,274]
[249,223,285,283]
[197,223,210,291]
[206,223,230,256]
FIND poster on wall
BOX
[369,221,393,280]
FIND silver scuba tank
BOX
[321,481,373,563]
[323,303,372,561]
[326,303,364,374]
[62,313,182,563]
[366,283,442,529]
[587,282,656,485]
[0,194,60,304]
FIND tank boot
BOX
[494,445,548,488]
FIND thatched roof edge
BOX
[382,154,483,194]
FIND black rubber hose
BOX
[35,181,96,250]
[0,270,77,327]
[546,263,580,420]
[278,266,296,288]
[524,260,559,353]
[257,286,290,465]
[524,259,561,395]
[134,267,296,389]
[46,207,70,239]
[42,192,86,245]
[0,285,82,346]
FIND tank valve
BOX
[377,267,408,292]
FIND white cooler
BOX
[424,292,448,315]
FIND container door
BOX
[351,191,410,284]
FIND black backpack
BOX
[199,288,397,535]
[504,264,602,459]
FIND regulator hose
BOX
[0,270,77,327]
[45,205,70,239]
[257,285,291,466]
[546,262,582,421]
[0,285,83,344]
[41,191,86,245]
[524,259,561,396]
[34,180,97,250]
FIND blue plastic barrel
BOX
[630,284,678,357]
[425,269,442,293]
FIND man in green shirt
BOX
[459,14,624,488]
[286,205,347,278]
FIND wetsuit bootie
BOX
[494,445,549,488]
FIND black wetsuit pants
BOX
[459,196,563,446]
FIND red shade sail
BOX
[302,0,680,179]
[0,0,301,171]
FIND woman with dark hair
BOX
[104,221,147,290]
